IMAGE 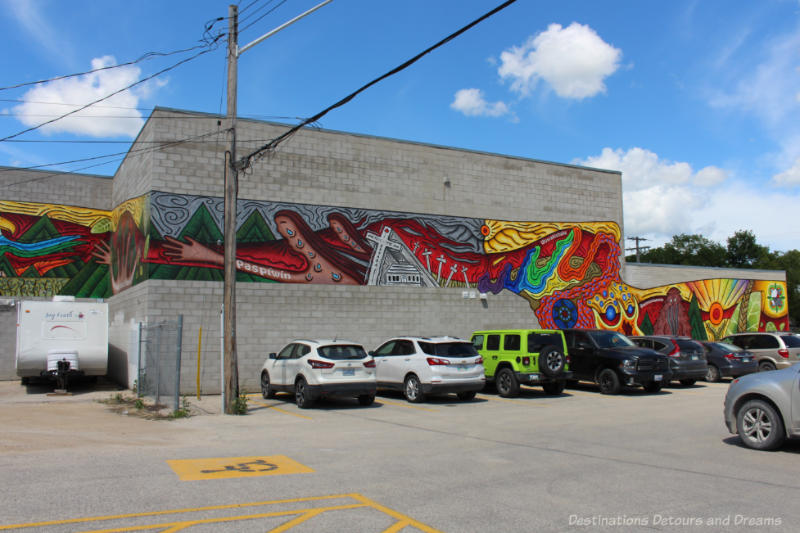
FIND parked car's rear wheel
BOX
[736,399,785,450]
[705,365,721,383]
[295,377,314,409]
[539,345,566,377]
[642,381,662,393]
[357,394,375,406]
[597,369,621,395]
[495,367,520,397]
[260,371,275,399]
[759,361,776,372]
[403,374,424,403]
[457,391,476,401]
[680,379,696,387]
[542,381,565,395]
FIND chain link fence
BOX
[137,316,183,411]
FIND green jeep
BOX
[470,329,572,397]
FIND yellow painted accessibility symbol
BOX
[167,455,314,481]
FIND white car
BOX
[260,339,377,408]
[371,336,485,403]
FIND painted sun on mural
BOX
[0,192,790,338]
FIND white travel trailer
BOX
[15,297,108,386]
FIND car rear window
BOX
[318,344,368,360]
[676,339,703,351]
[419,342,479,357]
[588,331,635,348]
[780,335,800,348]
[712,342,742,353]
[528,333,563,353]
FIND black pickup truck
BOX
[562,329,672,394]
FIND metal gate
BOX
[137,316,183,411]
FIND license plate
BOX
[691,355,699,360]
[654,374,662,381]
[342,368,355,376]
[456,365,469,371]
[742,358,750,363]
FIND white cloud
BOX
[773,158,800,186]
[12,56,148,138]
[450,88,509,117]
[498,22,621,99]
[694,166,728,187]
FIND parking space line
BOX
[377,399,436,412]
[475,394,549,406]
[248,398,313,420]
[0,493,441,533]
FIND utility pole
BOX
[222,3,239,414]
[221,1,332,414]
[626,236,650,263]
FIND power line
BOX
[0,37,224,143]
[0,129,227,177]
[240,0,289,34]
[238,0,518,170]
[0,34,225,93]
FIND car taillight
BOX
[778,348,789,358]
[426,357,450,366]
[475,356,483,365]
[668,340,681,357]
[307,359,335,369]
[723,353,736,360]
[522,356,530,366]
[363,360,376,368]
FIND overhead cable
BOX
[238,0,517,170]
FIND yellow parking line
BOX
[351,493,443,533]
[475,394,548,406]
[0,494,350,531]
[248,399,313,420]
[378,399,436,412]
[1,494,441,533]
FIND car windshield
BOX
[713,342,743,353]
[418,341,479,357]
[780,335,800,348]
[318,344,368,360]
[588,331,635,348]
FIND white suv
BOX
[260,339,376,408]
[371,336,485,403]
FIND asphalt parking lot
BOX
[1,379,799,532]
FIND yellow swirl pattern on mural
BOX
[482,220,621,254]
[0,200,110,229]
[630,283,692,304]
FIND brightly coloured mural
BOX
[1,192,790,337]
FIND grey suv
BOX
[630,335,708,386]
[721,332,800,372]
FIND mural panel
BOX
[141,192,790,338]
[0,200,112,298]
[2,192,788,338]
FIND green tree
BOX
[630,234,726,267]
[726,230,770,268]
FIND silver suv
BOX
[722,333,800,372]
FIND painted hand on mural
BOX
[158,211,368,285]
[91,239,139,295]
[163,236,223,264]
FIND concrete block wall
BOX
[139,279,537,395]
[624,263,786,288]
[146,108,624,226]
[105,107,625,393]
[112,120,156,207]
[0,166,113,211]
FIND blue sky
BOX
[1,0,799,253]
